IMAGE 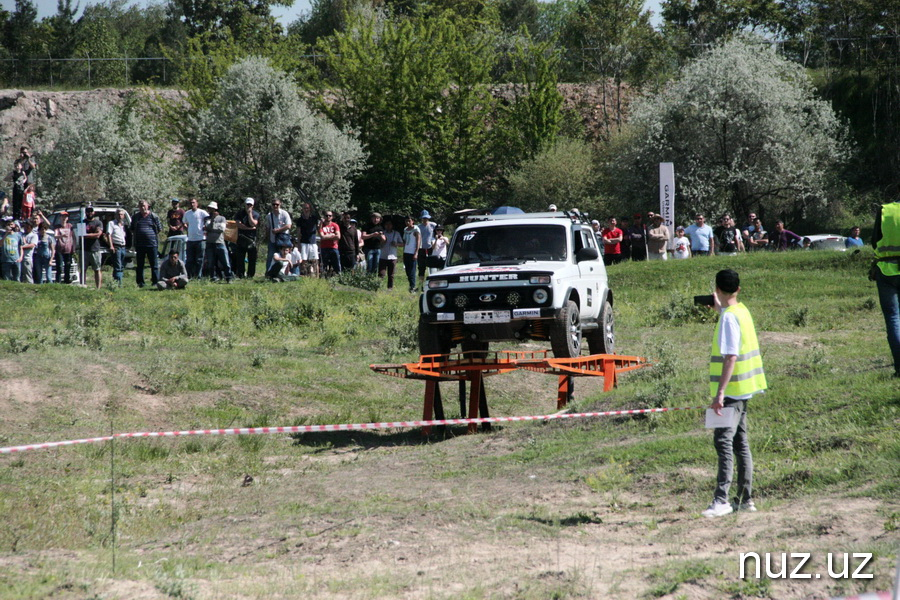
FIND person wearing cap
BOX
[131,200,162,288]
[183,197,209,279]
[204,201,233,283]
[156,249,189,290]
[673,226,691,259]
[106,207,132,286]
[338,212,360,271]
[548,204,558,212]
[232,197,259,279]
[265,199,292,273]
[417,210,436,285]
[54,210,75,283]
[702,269,766,518]
[647,214,670,260]
[626,213,648,261]
[79,205,105,288]
[589,219,604,255]
[428,225,448,273]
[166,198,185,238]
[361,212,385,275]
[318,210,341,276]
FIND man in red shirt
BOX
[318,210,341,276]
[601,217,624,266]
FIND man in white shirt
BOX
[265,199,292,272]
[106,208,131,286]
[183,197,209,279]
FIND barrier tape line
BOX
[0,406,702,455]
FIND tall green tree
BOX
[562,0,661,134]
[169,0,290,42]
[661,0,784,59]
[605,37,851,223]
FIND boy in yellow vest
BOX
[703,269,768,518]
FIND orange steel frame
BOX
[371,350,650,434]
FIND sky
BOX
[4,0,664,29]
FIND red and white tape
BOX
[0,406,700,455]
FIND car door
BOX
[576,227,602,319]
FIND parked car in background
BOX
[802,234,848,251]
[49,202,136,270]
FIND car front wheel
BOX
[550,300,582,359]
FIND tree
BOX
[169,0,289,43]
[188,57,366,215]
[321,11,499,214]
[37,99,179,208]
[562,0,661,135]
[507,137,596,211]
[661,0,785,60]
[605,37,851,223]
[321,11,562,215]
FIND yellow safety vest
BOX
[710,303,767,398]
[875,203,900,277]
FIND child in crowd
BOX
[673,226,691,259]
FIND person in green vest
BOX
[703,269,768,518]
[872,201,900,378]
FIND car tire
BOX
[418,315,451,356]
[586,300,615,355]
[550,300,582,359]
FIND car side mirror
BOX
[576,247,599,263]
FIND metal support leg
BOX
[458,379,467,419]
[557,375,574,409]
[603,358,617,392]
[423,379,437,435]
[478,377,491,432]
[433,381,445,434]
[468,371,483,434]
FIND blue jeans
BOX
[206,243,233,281]
[135,246,159,287]
[2,261,20,281]
[112,246,127,283]
[713,399,753,504]
[403,253,417,291]
[876,270,900,375]
[186,240,205,279]
[321,247,341,276]
[34,253,52,284]
[366,248,381,274]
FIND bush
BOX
[507,136,596,211]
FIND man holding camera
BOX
[701,269,767,518]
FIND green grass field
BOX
[0,249,897,599]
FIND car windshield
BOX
[447,224,568,266]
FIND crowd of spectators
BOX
[589,210,864,266]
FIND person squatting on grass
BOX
[872,199,900,378]
[156,250,189,290]
[702,269,768,518]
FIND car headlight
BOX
[432,293,447,309]
[428,279,448,289]
[529,275,551,284]
[533,289,549,304]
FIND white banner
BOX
[659,163,675,249]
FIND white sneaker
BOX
[734,500,757,512]
[702,501,734,518]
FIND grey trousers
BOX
[713,398,753,504]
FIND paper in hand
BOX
[705,407,735,429]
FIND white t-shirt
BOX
[289,248,302,264]
[381,230,402,260]
[673,235,691,259]
[23,231,38,260]
[403,227,420,255]
[717,309,753,400]
[184,209,209,242]
[107,220,128,247]
[431,236,448,258]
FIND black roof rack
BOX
[466,210,592,225]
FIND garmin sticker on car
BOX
[513,308,541,319]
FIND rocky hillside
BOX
[0,83,626,175]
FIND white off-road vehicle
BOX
[418,211,614,358]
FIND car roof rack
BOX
[466,210,592,225]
